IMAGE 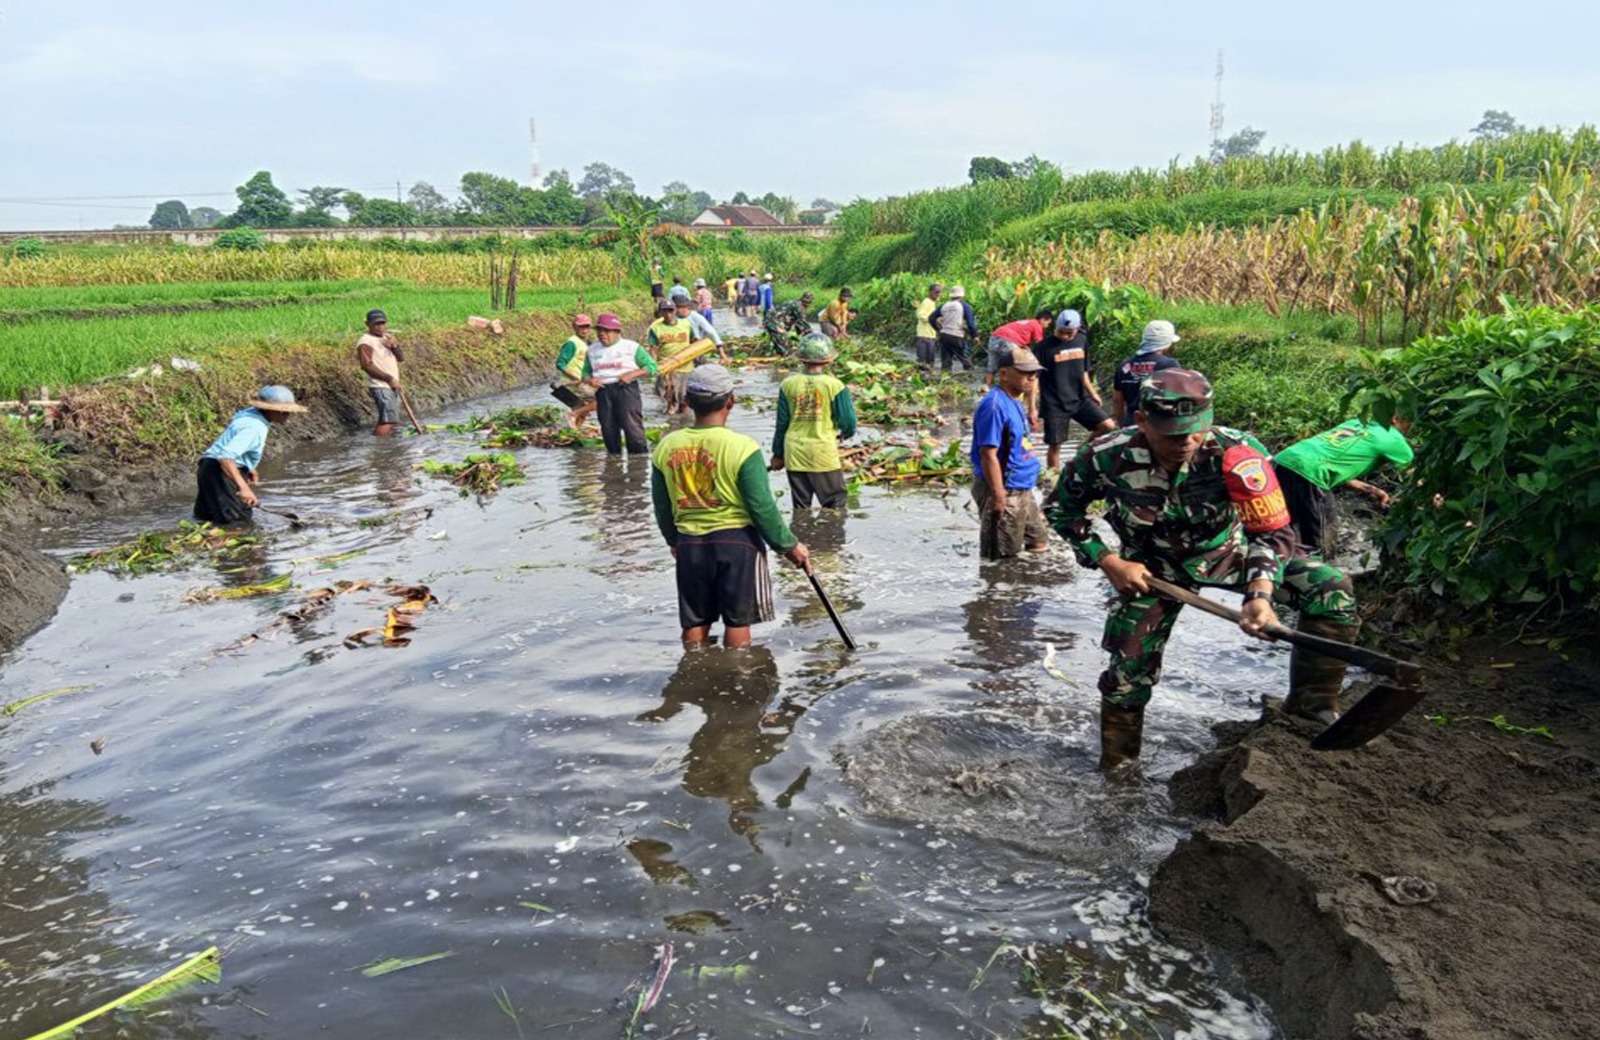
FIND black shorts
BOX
[674,526,776,629]
[194,457,253,525]
[788,469,848,509]
[1041,399,1110,445]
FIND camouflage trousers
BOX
[1099,556,1357,708]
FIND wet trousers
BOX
[1099,555,1357,708]
[937,333,970,371]
[596,381,648,455]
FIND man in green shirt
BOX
[652,365,811,649]
[771,333,858,510]
[550,313,597,428]
[1273,418,1414,558]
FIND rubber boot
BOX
[1285,616,1361,726]
[1099,699,1145,771]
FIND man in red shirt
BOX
[984,307,1053,426]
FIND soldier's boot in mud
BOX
[1285,617,1361,727]
[1098,699,1145,771]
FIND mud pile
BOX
[1151,652,1600,1040]
[0,540,68,656]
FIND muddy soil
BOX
[1152,640,1600,1040]
[0,540,68,656]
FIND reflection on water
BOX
[2,335,1281,1038]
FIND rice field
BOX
[0,278,404,317]
[0,283,625,397]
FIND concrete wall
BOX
[0,225,835,247]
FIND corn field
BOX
[984,162,1600,342]
[0,245,630,289]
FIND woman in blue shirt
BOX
[194,385,306,524]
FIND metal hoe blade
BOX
[1311,683,1428,751]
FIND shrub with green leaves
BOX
[7,237,46,260]
[214,228,267,251]
[1349,304,1600,608]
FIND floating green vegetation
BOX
[421,452,525,497]
[22,946,221,1040]
[70,521,263,575]
[356,951,455,978]
[3,684,91,718]
[845,439,968,489]
[183,571,293,603]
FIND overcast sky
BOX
[4,1,1599,230]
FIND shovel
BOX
[257,505,307,530]
[1144,575,1425,749]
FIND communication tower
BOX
[1208,51,1225,159]
[529,118,541,185]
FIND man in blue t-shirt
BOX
[970,347,1047,560]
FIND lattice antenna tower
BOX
[1208,50,1225,159]
[528,118,541,185]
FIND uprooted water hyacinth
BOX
[420,452,525,497]
[69,521,263,575]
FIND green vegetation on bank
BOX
[1351,304,1600,610]
[0,278,407,321]
[826,127,1600,281]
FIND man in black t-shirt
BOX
[1110,319,1182,426]
[1037,309,1114,469]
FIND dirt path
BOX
[1151,637,1600,1039]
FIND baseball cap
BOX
[366,309,387,324]
[1138,320,1181,355]
[1139,368,1213,434]
[595,313,623,332]
[572,314,593,327]
[685,364,735,397]
[1055,309,1083,331]
[1002,347,1044,373]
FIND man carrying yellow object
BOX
[550,313,598,428]
[770,333,858,509]
[648,299,697,414]
[652,365,811,649]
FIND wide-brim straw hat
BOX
[250,385,309,413]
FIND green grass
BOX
[0,278,405,315]
[0,416,64,499]
[0,283,626,397]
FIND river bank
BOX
[1152,618,1600,1040]
[0,301,651,656]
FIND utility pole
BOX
[396,180,402,203]
[1208,49,1225,162]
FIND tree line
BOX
[147,164,839,231]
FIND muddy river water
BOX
[1,315,1290,1038]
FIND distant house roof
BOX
[690,205,783,227]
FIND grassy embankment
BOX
[0,234,826,502]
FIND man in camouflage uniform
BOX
[1047,368,1359,769]
[763,291,815,355]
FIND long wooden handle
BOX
[807,571,857,650]
[398,389,425,434]
[1144,575,1421,681]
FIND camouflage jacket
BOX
[763,299,810,341]
[1047,425,1295,586]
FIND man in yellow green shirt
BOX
[771,333,858,509]
[550,313,597,428]
[647,299,696,414]
[914,282,942,371]
[652,365,811,648]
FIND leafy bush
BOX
[1349,304,1600,608]
[214,228,267,251]
[7,237,46,260]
